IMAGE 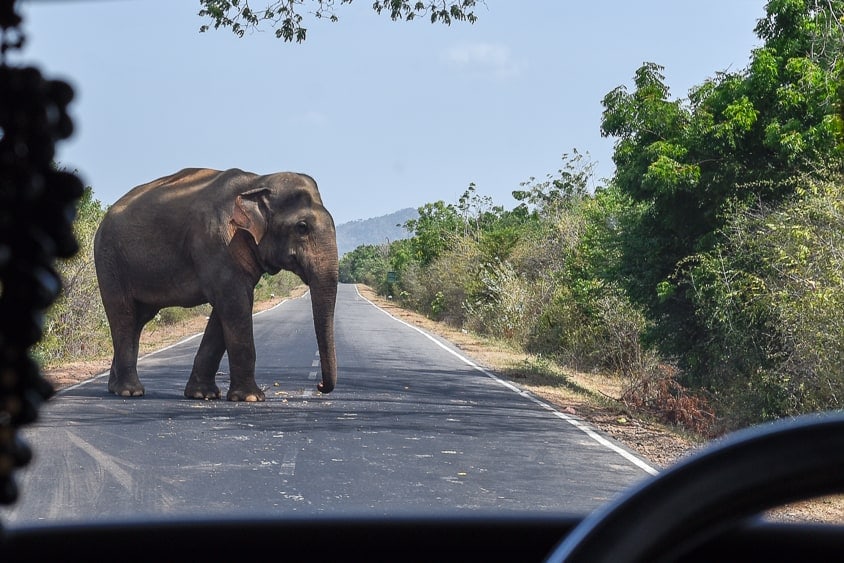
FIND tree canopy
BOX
[600,0,844,362]
[198,0,480,41]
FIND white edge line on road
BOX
[61,292,308,393]
[354,285,659,476]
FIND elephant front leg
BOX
[225,339,265,402]
[108,358,145,397]
[219,302,265,402]
[185,311,225,400]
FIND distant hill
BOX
[335,208,418,257]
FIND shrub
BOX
[463,259,543,342]
[685,176,844,428]
[525,280,650,378]
[413,236,479,325]
[622,363,715,437]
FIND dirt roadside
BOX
[41,285,841,523]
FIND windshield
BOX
[2,0,841,528]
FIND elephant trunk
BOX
[311,269,338,394]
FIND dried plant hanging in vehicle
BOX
[0,0,84,506]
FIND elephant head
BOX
[229,172,339,393]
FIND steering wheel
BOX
[545,412,844,563]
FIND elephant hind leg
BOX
[184,310,225,400]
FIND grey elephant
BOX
[93,168,338,401]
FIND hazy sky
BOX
[16,1,765,224]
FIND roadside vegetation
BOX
[341,1,844,436]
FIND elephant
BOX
[93,168,339,402]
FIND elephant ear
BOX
[230,188,270,245]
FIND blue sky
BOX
[17,1,765,225]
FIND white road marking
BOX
[354,285,659,476]
[280,448,298,476]
[308,351,320,383]
[64,430,137,492]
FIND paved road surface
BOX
[2,284,656,526]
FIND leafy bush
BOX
[413,236,479,324]
[527,283,596,370]
[463,259,543,342]
[686,176,844,427]
[526,280,650,376]
[601,0,844,370]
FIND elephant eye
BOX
[295,221,309,235]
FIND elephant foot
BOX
[108,377,145,398]
[184,378,221,400]
[227,383,265,402]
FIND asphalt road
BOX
[3,284,656,527]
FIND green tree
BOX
[339,238,417,298]
[198,0,479,41]
[403,200,462,266]
[455,183,532,263]
[512,149,596,219]
[339,243,388,286]
[601,0,844,366]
